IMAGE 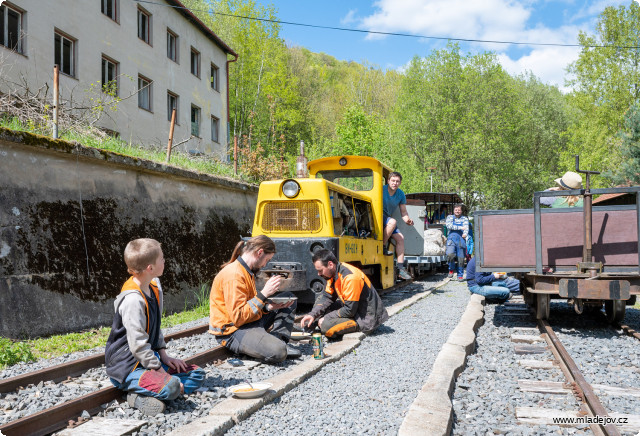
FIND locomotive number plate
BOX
[558,279,630,300]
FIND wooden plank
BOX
[512,327,540,333]
[610,412,640,433]
[518,380,571,394]
[502,304,530,312]
[57,418,146,436]
[593,384,640,398]
[511,334,543,343]
[516,407,580,426]
[514,344,547,355]
[518,359,556,369]
[517,407,640,433]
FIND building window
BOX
[101,0,117,21]
[211,116,219,143]
[210,63,219,91]
[101,56,118,96]
[54,31,75,77]
[190,47,200,77]
[167,91,178,122]
[167,29,178,62]
[138,75,152,111]
[191,105,200,137]
[0,4,23,53]
[137,8,151,44]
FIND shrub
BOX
[0,337,35,368]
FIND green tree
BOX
[183,0,306,159]
[327,105,390,161]
[610,101,640,184]
[565,2,640,181]
[393,43,569,209]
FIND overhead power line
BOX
[134,0,640,49]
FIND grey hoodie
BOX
[105,278,167,383]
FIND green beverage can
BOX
[312,332,325,359]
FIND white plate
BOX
[227,382,272,399]
[267,296,297,304]
[290,331,312,341]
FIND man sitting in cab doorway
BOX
[465,256,521,303]
[209,235,301,363]
[446,204,469,281]
[300,249,389,340]
[382,171,413,280]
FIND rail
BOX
[538,319,620,436]
[0,345,230,436]
[0,324,209,394]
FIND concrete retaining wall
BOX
[0,127,258,338]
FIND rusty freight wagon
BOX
[474,183,640,323]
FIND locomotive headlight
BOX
[282,180,300,198]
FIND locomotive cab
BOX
[251,156,395,303]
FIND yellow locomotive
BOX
[251,155,395,303]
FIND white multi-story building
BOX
[0,0,236,158]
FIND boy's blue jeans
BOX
[110,352,205,401]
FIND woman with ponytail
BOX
[209,235,300,362]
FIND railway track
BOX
[0,274,439,436]
[0,324,210,395]
[460,298,640,435]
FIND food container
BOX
[227,382,272,399]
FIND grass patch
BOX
[0,285,211,369]
[0,117,244,182]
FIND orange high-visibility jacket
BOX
[209,259,266,336]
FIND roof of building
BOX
[592,183,636,204]
[166,0,237,57]
[592,191,631,204]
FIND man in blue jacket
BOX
[445,204,469,280]
[466,256,520,303]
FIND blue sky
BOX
[255,0,633,92]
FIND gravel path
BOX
[452,298,640,435]
[224,277,469,436]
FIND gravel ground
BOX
[0,274,465,435]
[452,298,640,436]
[551,304,640,420]
[224,276,469,436]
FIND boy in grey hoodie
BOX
[105,238,204,415]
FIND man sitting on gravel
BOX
[105,238,205,416]
[300,249,389,339]
[465,256,521,303]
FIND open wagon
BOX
[474,184,640,322]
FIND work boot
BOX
[448,270,454,278]
[127,393,166,416]
[398,267,412,280]
[286,345,301,359]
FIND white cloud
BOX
[341,9,358,25]
[356,0,592,90]
[496,45,581,92]
[359,0,532,41]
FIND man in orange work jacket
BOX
[209,235,300,362]
[300,249,389,339]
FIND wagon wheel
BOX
[536,294,550,320]
[604,299,626,324]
